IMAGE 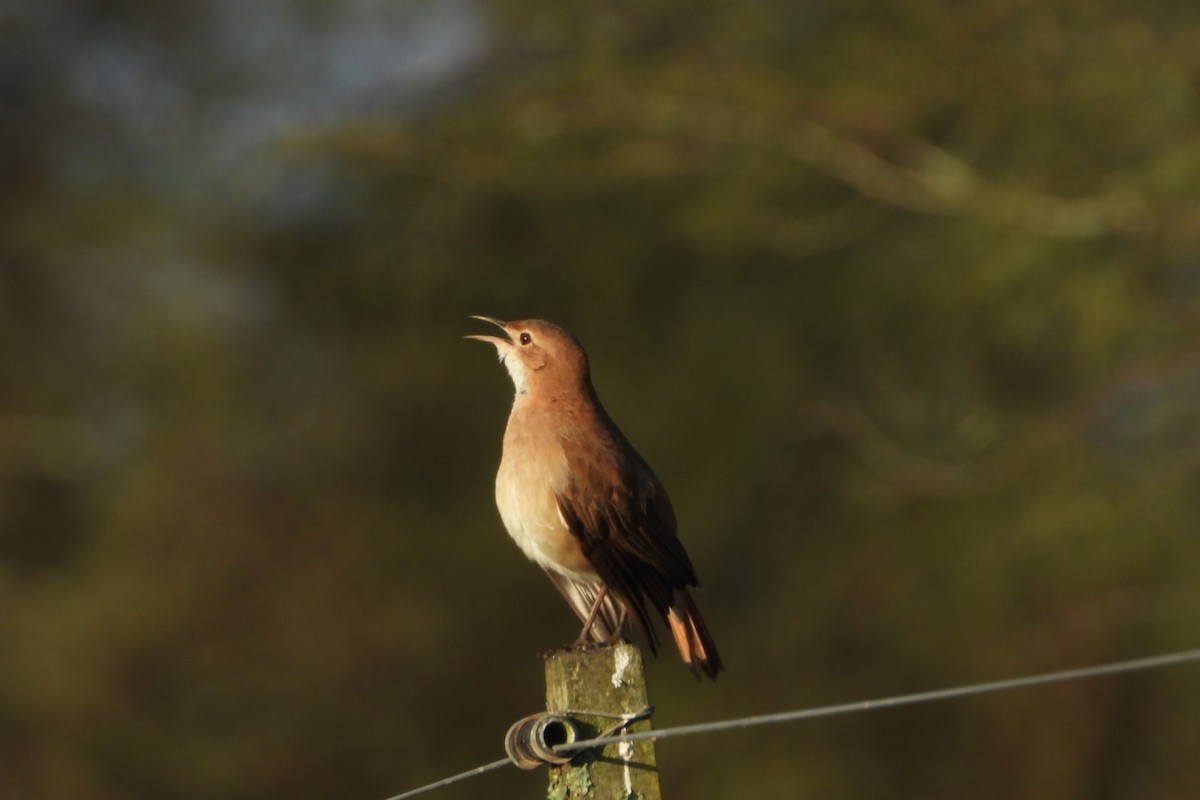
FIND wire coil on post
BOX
[503,713,580,770]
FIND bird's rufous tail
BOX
[666,588,722,680]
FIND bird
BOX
[466,316,722,679]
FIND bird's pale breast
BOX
[495,406,595,580]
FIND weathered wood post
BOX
[543,643,661,800]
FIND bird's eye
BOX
[519,332,532,345]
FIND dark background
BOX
[3,1,1200,798]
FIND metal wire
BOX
[379,757,510,800]
[381,646,1200,800]
[559,647,1200,752]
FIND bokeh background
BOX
[4,1,1200,798]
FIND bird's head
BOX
[465,316,590,396]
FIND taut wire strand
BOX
[560,647,1200,752]
[381,647,1200,800]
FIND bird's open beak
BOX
[464,315,512,347]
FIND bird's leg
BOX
[573,585,610,647]
[603,605,628,645]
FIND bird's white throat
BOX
[498,348,527,395]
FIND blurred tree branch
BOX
[809,335,1200,497]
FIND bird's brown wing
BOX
[555,434,700,653]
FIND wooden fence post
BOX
[543,643,661,799]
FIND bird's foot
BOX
[570,637,606,651]
[538,641,599,659]
[602,631,627,647]
[538,637,623,660]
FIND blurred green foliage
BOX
[2,0,1200,798]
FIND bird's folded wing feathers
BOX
[542,569,626,642]
[555,435,701,650]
